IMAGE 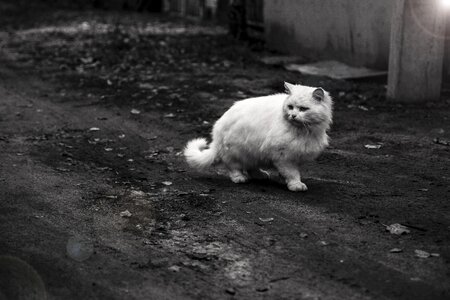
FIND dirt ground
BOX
[0,1,449,299]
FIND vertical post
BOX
[180,0,187,15]
[387,0,447,102]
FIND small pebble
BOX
[120,210,132,218]
[168,265,180,272]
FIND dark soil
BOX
[1,1,449,299]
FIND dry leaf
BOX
[414,249,430,258]
[258,217,274,222]
[139,83,153,89]
[168,265,180,272]
[120,210,132,218]
[365,144,382,149]
[386,223,410,235]
[389,248,403,253]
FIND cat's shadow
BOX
[195,171,337,197]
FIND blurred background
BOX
[0,1,449,300]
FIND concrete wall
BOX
[264,0,395,69]
[166,0,220,19]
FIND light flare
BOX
[440,0,450,9]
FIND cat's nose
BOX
[292,114,297,119]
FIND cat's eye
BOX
[287,105,294,110]
[299,106,309,112]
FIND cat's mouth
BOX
[288,118,310,128]
[288,118,325,130]
[287,116,307,125]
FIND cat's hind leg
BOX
[274,161,307,192]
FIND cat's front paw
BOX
[230,172,248,184]
[287,181,308,192]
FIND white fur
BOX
[184,138,216,170]
[184,83,333,191]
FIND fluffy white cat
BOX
[184,82,333,191]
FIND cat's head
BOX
[282,82,333,131]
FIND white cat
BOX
[184,82,333,191]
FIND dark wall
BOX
[35,0,163,11]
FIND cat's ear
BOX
[284,82,295,94]
[312,88,325,101]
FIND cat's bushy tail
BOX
[184,138,217,170]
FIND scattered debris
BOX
[414,249,430,258]
[120,210,132,218]
[130,190,145,196]
[385,223,410,235]
[258,217,274,223]
[162,181,173,186]
[164,113,175,118]
[130,108,141,115]
[433,138,449,146]
[389,248,403,253]
[318,241,329,246]
[88,127,100,132]
[285,60,387,80]
[80,56,94,64]
[139,83,154,89]
[431,253,440,257]
[104,195,118,199]
[299,233,308,239]
[104,148,113,152]
[118,134,126,139]
[365,144,382,149]
[418,188,428,192]
[168,265,180,272]
[225,287,236,295]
